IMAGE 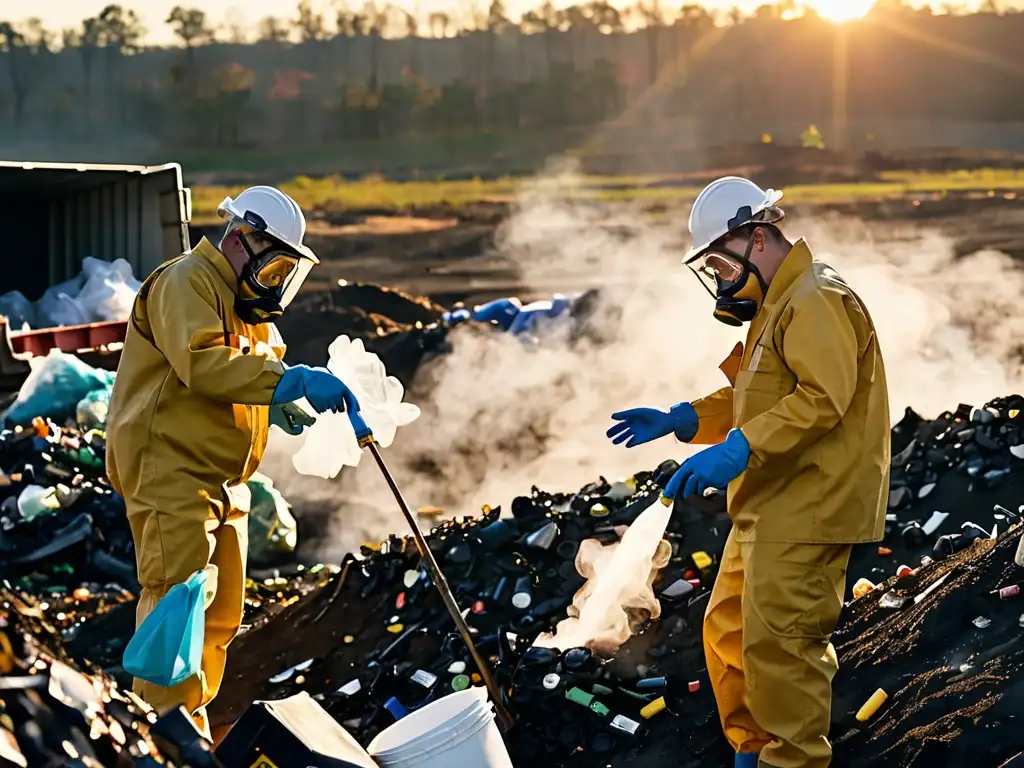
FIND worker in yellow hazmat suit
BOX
[606,177,889,768]
[106,185,362,740]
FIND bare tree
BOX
[166,6,214,79]
[428,11,451,37]
[634,0,665,86]
[296,0,328,41]
[257,16,292,42]
[520,2,565,75]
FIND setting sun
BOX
[808,0,876,22]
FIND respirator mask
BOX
[683,205,782,326]
[232,210,313,324]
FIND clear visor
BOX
[686,251,745,297]
[242,229,314,309]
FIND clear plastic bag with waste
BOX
[76,386,112,428]
[77,257,140,322]
[3,348,116,425]
[35,287,90,328]
[0,290,35,329]
[290,336,421,478]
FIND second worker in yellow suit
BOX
[106,185,362,741]
[606,177,889,768]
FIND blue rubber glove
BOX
[442,308,471,327]
[471,298,521,331]
[272,365,360,415]
[607,402,698,447]
[663,429,751,500]
[508,295,573,337]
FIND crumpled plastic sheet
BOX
[289,336,421,478]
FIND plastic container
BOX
[368,689,512,768]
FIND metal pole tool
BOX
[348,410,515,731]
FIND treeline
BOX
[0,0,1021,153]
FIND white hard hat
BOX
[217,185,318,263]
[684,177,783,262]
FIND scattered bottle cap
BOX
[451,675,470,691]
[922,510,949,536]
[640,696,666,719]
[896,564,913,578]
[589,502,610,518]
[395,592,406,610]
[877,546,893,557]
[403,570,419,588]
[386,623,404,634]
[901,521,925,549]
[542,673,561,690]
[920,555,934,567]
[973,616,992,629]
[472,600,486,613]
[852,578,875,599]
[691,551,712,570]
[344,635,355,644]
[855,689,887,722]
[687,680,700,693]
[471,673,482,684]
[556,540,579,561]
[448,661,466,675]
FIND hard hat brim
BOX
[681,188,784,263]
[217,195,320,264]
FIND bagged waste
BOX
[289,336,421,477]
[123,565,218,687]
[248,471,300,567]
[0,290,34,329]
[76,256,142,322]
[2,349,115,426]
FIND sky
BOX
[17,0,992,45]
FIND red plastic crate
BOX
[9,320,127,357]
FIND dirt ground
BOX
[191,192,1024,309]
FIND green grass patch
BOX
[189,169,1024,223]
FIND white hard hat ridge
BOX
[684,176,783,262]
[216,185,316,262]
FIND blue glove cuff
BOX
[669,402,699,442]
[272,365,309,405]
[725,428,752,462]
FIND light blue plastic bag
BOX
[3,349,115,426]
[123,566,217,687]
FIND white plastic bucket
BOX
[372,701,487,760]
[368,690,512,768]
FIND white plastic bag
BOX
[35,288,90,328]
[77,257,139,322]
[0,290,34,329]
[289,336,421,478]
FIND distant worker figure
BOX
[106,185,362,740]
[606,177,889,768]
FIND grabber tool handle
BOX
[365,441,515,731]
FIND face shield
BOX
[234,210,316,323]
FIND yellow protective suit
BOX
[688,239,890,767]
[106,237,287,736]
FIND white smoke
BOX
[262,170,1024,558]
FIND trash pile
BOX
[0,257,142,330]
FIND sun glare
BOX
[808,0,875,22]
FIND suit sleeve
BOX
[688,387,734,445]
[740,289,859,468]
[148,264,285,404]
